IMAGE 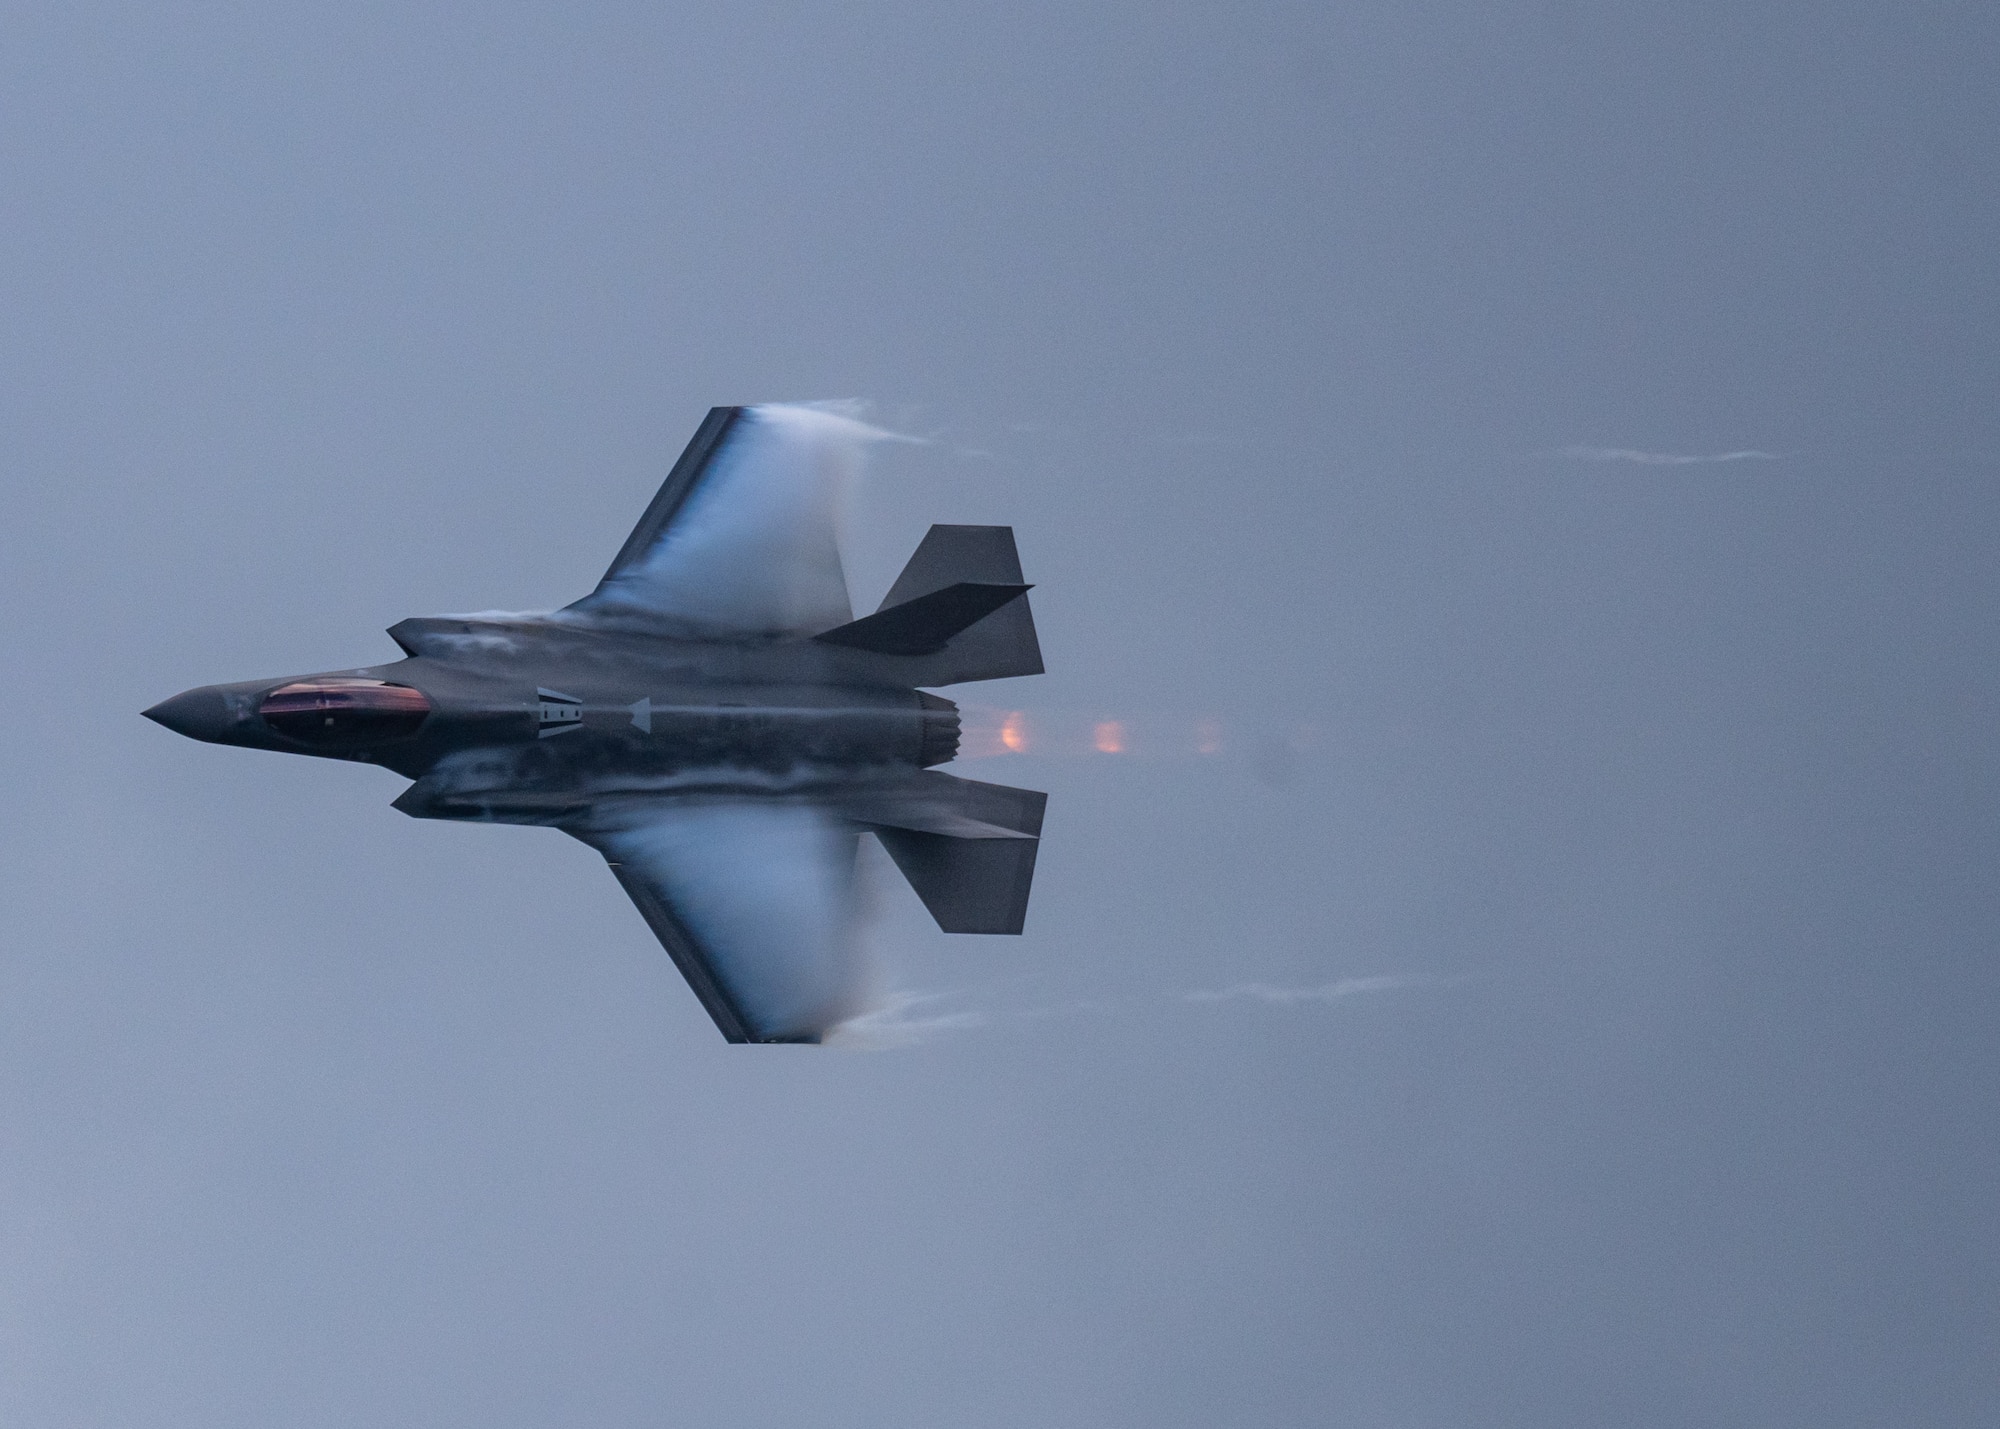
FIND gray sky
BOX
[3,3,1997,1425]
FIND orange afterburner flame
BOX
[952,710,1289,759]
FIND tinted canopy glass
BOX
[259,679,431,743]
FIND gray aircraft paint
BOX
[144,404,1047,1045]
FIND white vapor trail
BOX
[825,991,986,1050]
[823,975,1462,1049]
[1181,975,1449,1005]
[1556,446,1785,466]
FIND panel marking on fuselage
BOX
[537,688,583,737]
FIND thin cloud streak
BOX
[828,976,1463,1046]
[1182,975,1453,1005]
[1556,445,1786,466]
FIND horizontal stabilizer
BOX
[861,773,1047,934]
[814,581,1030,656]
[841,771,1038,840]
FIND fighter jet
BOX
[144,404,1047,1044]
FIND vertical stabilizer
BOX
[879,525,1044,685]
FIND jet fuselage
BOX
[146,615,961,824]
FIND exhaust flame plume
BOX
[954,709,1312,766]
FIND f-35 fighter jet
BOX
[145,404,1047,1044]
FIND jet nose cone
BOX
[143,686,237,743]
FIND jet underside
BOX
[145,404,1047,1045]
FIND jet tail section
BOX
[814,581,1031,657]
[861,525,1044,685]
[848,772,1047,934]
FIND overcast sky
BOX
[2,4,1996,1425]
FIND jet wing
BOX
[568,800,866,1044]
[563,404,876,638]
